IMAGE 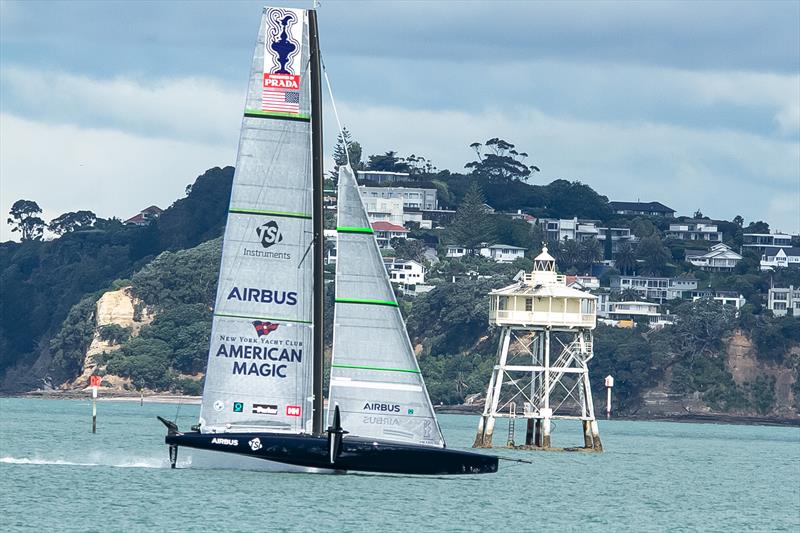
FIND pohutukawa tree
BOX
[49,210,97,235]
[465,137,540,183]
[7,199,46,241]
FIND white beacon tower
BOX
[473,246,603,451]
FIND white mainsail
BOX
[199,7,315,434]
[327,166,445,447]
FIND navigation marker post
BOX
[605,375,614,418]
[90,375,101,433]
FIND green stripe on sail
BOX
[331,363,420,374]
[214,312,312,324]
[335,297,398,307]
[229,208,312,219]
[244,109,311,121]
[336,226,374,234]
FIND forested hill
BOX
[0,166,233,390]
[2,154,798,418]
[0,161,613,391]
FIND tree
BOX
[620,288,641,302]
[637,235,670,276]
[542,179,612,220]
[391,238,426,263]
[555,238,581,272]
[331,127,362,180]
[7,199,46,241]
[744,220,770,234]
[465,138,540,183]
[446,182,496,249]
[405,154,437,176]
[577,239,602,273]
[614,241,637,275]
[366,151,408,172]
[49,210,97,235]
[733,215,744,228]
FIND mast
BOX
[309,9,325,436]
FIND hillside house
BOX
[124,205,163,226]
[760,247,800,270]
[690,289,746,309]
[356,170,410,184]
[667,221,722,242]
[359,186,438,210]
[372,221,408,248]
[685,243,742,272]
[446,243,526,263]
[384,258,426,286]
[610,275,697,302]
[768,285,800,317]
[609,201,675,217]
[742,232,794,254]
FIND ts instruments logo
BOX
[285,405,302,417]
[256,221,283,248]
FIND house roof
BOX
[609,201,675,213]
[140,205,163,215]
[486,244,526,250]
[124,213,147,224]
[358,170,410,176]
[372,221,408,232]
[768,247,800,258]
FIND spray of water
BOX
[0,454,176,469]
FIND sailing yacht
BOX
[159,6,498,475]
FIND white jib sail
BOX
[327,166,445,447]
[199,7,315,434]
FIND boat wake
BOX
[0,455,171,469]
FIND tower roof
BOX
[534,245,555,262]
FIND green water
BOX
[1,398,798,532]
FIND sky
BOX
[1,0,799,241]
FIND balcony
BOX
[489,309,596,328]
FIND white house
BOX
[359,186,438,210]
[446,243,525,263]
[604,301,673,328]
[384,258,426,286]
[685,243,742,272]
[667,222,722,241]
[768,285,800,317]
[760,247,800,271]
[361,196,404,226]
[610,275,698,302]
[479,244,526,263]
[691,290,746,309]
[372,221,408,248]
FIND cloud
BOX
[335,101,800,232]
[1,67,243,144]
[0,113,234,241]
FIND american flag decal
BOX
[262,73,301,114]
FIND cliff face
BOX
[639,330,797,419]
[68,287,152,390]
[726,330,798,417]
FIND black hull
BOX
[165,432,498,475]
